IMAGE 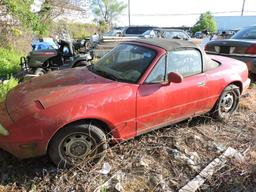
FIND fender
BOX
[71,54,93,67]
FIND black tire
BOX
[34,68,46,76]
[73,61,89,68]
[48,122,108,168]
[211,84,240,121]
[85,41,92,50]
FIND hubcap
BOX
[60,133,95,160]
[220,93,234,113]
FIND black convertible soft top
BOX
[126,39,198,51]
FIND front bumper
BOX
[0,123,8,136]
[0,102,48,159]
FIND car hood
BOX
[6,67,122,121]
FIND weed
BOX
[0,48,22,77]
[0,77,19,102]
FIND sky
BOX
[116,0,256,27]
[32,0,256,27]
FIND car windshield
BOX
[231,26,256,39]
[103,30,120,36]
[142,30,152,36]
[126,27,154,34]
[89,44,156,83]
[164,31,179,38]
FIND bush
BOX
[0,77,18,102]
[0,48,22,77]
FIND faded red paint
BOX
[0,42,251,159]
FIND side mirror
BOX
[167,72,183,84]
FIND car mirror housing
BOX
[167,72,183,84]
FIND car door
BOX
[136,49,210,135]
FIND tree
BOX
[39,0,88,23]
[38,0,89,35]
[192,11,217,34]
[0,0,45,46]
[2,0,43,33]
[91,0,127,26]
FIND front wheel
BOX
[211,84,240,121]
[48,123,108,168]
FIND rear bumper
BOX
[242,78,251,94]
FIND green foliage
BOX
[0,48,22,77]
[50,21,98,39]
[68,23,97,39]
[3,0,47,35]
[192,11,217,34]
[91,0,127,25]
[0,77,18,102]
[97,21,109,33]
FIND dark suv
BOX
[122,26,158,37]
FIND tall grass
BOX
[0,77,19,102]
[0,48,21,102]
[0,47,22,77]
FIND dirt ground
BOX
[0,86,256,192]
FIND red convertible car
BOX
[0,39,251,167]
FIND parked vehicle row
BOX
[101,26,191,40]
[139,28,190,40]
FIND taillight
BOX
[204,44,209,51]
[245,44,256,54]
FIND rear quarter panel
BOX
[207,55,249,96]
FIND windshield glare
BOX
[93,44,156,83]
[232,27,256,39]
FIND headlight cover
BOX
[0,123,9,136]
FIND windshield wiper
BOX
[88,65,119,81]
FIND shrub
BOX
[0,77,18,102]
[0,47,22,77]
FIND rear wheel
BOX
[34,68,46,76]
[48,123,108,168]
[211,84,240,121]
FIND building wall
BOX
[215,16,256,31]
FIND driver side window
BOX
[167,49,202,77]
[145,56,166,83]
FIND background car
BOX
[193,31,203,39]
[122,26,157,37]
[0,39,250,167]
[139,29,190,40]
[102,29,123,38]
[205,25,256,75]
[161,29,190,40]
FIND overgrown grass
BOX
[0,77,19,102]
[0,47,21,102]
[0,47,22,77]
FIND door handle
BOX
[197,81,206,87]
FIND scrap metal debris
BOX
[179,147,245,192]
